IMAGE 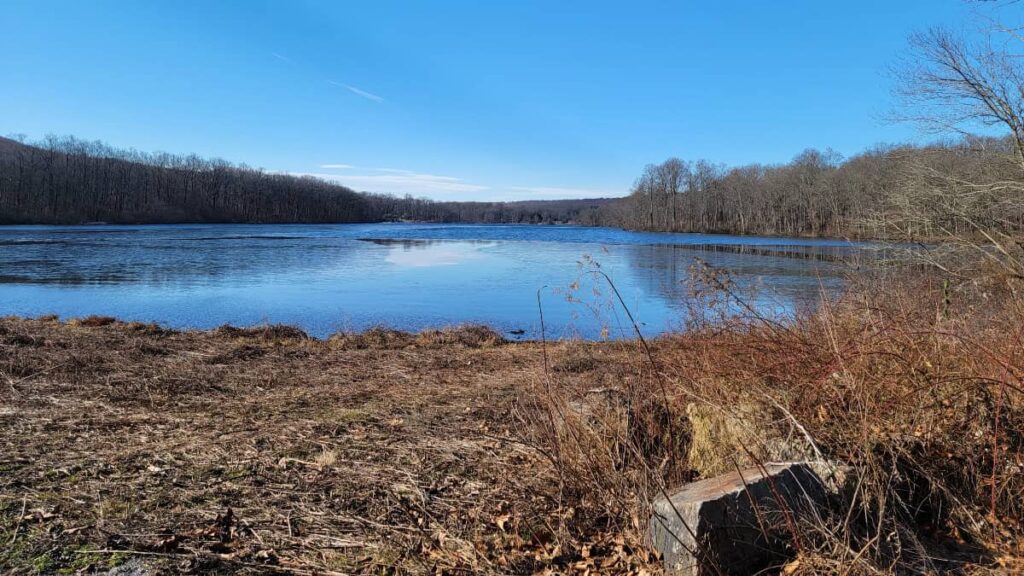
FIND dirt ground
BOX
[0,317,653,575]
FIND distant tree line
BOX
[4,132,1021,240]
[6,95,1024,242]
[0,135,612,225]
[0,135,373,224]
[447,198,616,224]
[364,192,615,225]
[583,137,1024,239]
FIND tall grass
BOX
[518,263,1023,573]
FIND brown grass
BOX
[327,325,505,351]
[1,269,1022,574]
[520,268,1024,575]
[0,319,650,574]
[66,315,117,328]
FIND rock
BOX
[105,558,152,576]
[650,462,828,576]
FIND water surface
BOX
[0,223,865,339]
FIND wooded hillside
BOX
[0,135,613,225]
[0,135,372,224]
[4,131,1023,240]
[584,137,1024,239]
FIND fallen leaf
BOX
[495,513,511,532]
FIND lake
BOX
[0,223,865,339]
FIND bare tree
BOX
[891,13,1024,279]
[897,26,1024,171]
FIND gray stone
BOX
[650,462,828,576]
[103,558,152,576]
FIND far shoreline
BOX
[0,219,880,244]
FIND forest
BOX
[0,135,611,226]
[6,131,1017,240]
[0,135,370,224]
[592,136,1024,239]
[5,129,1023,241]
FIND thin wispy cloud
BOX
[269,53,383,104]
[287,167,619,201]
[509,186,617,199]
[345,85,384,103]
[329,81,384,103]
[290,170,488,196]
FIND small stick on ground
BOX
[8,497,27,546]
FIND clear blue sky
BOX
[0,1,987,200]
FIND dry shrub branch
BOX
[519,262,1024,574]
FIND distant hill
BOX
[0,135,371,224]
[427,197,619,225]
[0,136,26,156]
[0,135,623,225]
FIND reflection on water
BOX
[624,243,844,329]
[0,223,868,339]
[358,238,435,246]
[658,243,852,262]
[383,241,493,267]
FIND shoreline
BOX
[3,314,601,345]
[0,219,897,243]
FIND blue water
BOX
[0,223,865,339]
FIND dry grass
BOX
[521,267,1024,575]
[327,325,506,351]
[0,320,654,574]
[1,269,1023,574]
